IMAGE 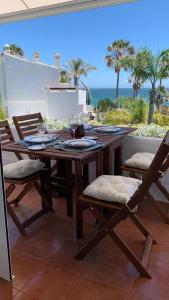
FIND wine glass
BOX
[99,112,105,124]
[78,112,90,131]
[37,123,46,144]
[69,116,78,139]
[37,123,46,134]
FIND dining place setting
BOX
[15,112,129,154]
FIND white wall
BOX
[0,57,7,108]
[0,53,87,120]
[0,53,60,117]
[7,100,47,117]
[47,89,87,120]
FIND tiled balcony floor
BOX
[1,186,169,300]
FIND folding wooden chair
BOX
[0,120,52,235]
[5,167,51,235]
[13,112,43,139]
[12,113,73,216]
[0,120,32,205]
[75,132,169,278]
[122,134,169,224]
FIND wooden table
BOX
[2,128,134,238]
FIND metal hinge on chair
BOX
[159,170,165,185]
[126,203,137,214]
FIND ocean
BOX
[90,88,150,107]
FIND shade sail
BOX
[0,0,136,23]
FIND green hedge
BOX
[105,109,132,125]
[153,112,169,126]
[0,105,6,120]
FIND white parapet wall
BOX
[0,52,86,119]
[46,88,87,120]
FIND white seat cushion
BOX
[83,175,141,204]
[3,160,45,179]
[125,152,155,170]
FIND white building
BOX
[0,51,86,120]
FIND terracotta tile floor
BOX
[1,186,169,300]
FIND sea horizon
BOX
[90,87,169,106]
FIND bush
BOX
[132,124,167,138]
[153,112,169,126]
[110,96,127,109]
[122,97,137,110]
[0,105,6,120]
[104,97,148,123]
[131,99,148,123]
[43,117,65,130]
[97,98,113,112]
[158,105,169,115]
[104,109,132,125]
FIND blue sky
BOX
[0,0,169,88]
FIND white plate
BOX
[83,136,98,140]
[63,139,96,148]
[27,144,46,151]
[94,127,121,133]
[24,134,59,144]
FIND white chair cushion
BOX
[83,175,141,204]
[3,160,45,179]
[125,152,155,170]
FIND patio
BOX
[0,114,169,299]
[0,1,169,299]
[0,183,169,300]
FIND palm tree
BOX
[157,85,169,105]
[66,59,96,87]
[138,48,169,123]
[60,70,71,83]
[157,49,169,105]
[105,39,135,100]
[128,50,148,98]
[128,76,145,98]
[8,44,24,57]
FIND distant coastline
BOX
[90,88,169,106]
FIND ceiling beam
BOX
[0,0,137,24]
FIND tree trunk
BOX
[148,85,156,124]
[116,71,120,100]
[74,76,79,87]
[157,79,162,108]
[135,88,138,98]
[135,85,140,98]
[133,87,136,99]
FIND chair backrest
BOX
[0,120,15,144]
[13,113,43,140]
[128,131,169,210]
[0,120,23,160]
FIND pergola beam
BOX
[0,0,137,24]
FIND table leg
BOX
[74,160,84,239]
[114,143,123,175]
[83,163,89,185]
[65,160,73,217]
[40,158,53,210]
[96,151,103,177]
[103,145,113,175]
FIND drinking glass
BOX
[37,123,46,134]
[37,123,46,144]
[69,116,78,138]
[99,112,105,123]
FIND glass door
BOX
[0,143,12,281]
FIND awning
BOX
[0,0,136,23]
